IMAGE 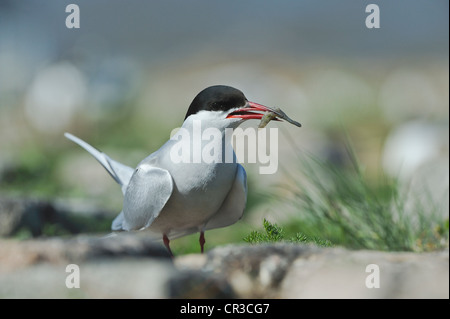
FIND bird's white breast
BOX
[141,113,241,234]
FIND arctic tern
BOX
[65,85,301,256]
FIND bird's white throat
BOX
[168,115,279,174]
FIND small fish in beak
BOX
[258,109,279,128]
[258,107,302,129]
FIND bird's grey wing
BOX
[111,211,126,231]
[64,132,134,194]
[120,164,174,231]
[205,164,247,230]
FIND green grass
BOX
[270,142,449,252]
[243,218,332,247]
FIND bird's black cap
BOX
[184,85,247,120]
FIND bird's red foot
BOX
[199,231,205,254]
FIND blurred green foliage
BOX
[0,147,64,196]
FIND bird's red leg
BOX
[163,234,174,257]
[199,231,205,254]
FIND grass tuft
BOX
[245,137,448,252]
[243,218,332,247]
[277,144,448,252]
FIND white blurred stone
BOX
[24,62,86,133]
[382,120,448,180]
[382,120,449,216]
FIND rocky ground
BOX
[0,234,448,299]
[0,196,448,298]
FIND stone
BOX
[167,270,235,299]
[0,237,448,298]
[0,234,174,298]
[0,234,171,272]
[1,259,174,298]
[279,248,449,298]
[202,243,319,298]
[0,197,113,238]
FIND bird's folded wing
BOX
[205,163,247,230]
[111,211,126,231]
[121,164,174,231]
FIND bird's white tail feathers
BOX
[64,132,135,195]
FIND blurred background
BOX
[0,0,448,251]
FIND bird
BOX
[65,85,301,256]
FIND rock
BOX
[0,234,170,271]
[198,244,448,298]
[0,237,448,298]
[202,243,318,298]
[279,248,449,299]
[0,234,174,298]
[174,253,207,270]
[0,197,113,237]
[0,197,56,237]
[0,198,25,236]
[167,270,235,299]
[1,259,174,298]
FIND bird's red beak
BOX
[226,101,280,120]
